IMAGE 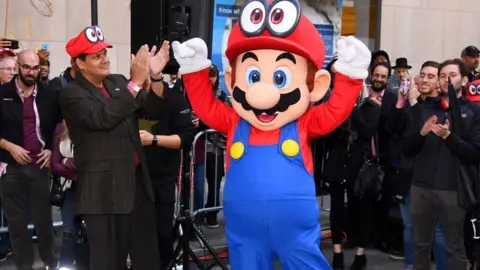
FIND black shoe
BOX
[389,249,405,260]
[331,252,344,270]
[0,248,11,262]
[205,214,219,228]
[350,254,367,270]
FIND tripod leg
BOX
[192,224,229,269]
[167,216,190,270]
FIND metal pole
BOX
[91,0,98,25]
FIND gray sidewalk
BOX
[0,196,411,269]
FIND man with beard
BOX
[387,61,448,270]
[404,58,480,270]
[461,46,479,82]
[353,61,398,257]
[0,49,61,269]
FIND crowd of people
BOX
[0,22,479,270]
[316,45,480,270]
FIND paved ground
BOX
[0,195,414,270]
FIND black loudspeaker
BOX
[130,0,165,54]
[131,0,214,57]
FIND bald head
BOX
[16,49,40,87]
[17,49,39,65]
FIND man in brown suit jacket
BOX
[59,26,170,270]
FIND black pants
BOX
[0,164,54,270]
[205,152,223,214]
[411,185,467,270]
[329,181,371,248]
[152,179,176,270]
[370,170,395,251]
[83,176,160,270]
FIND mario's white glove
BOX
[333,36,371,80]
[172,38,212,75]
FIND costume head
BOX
[224,0,331,131]
[466,79,480,103]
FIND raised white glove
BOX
[172,38,212,75]
[333,36,371,80]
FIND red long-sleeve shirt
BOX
[183,68,363,174]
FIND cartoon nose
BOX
[245,82,280,110]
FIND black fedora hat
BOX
[392,57,412,69]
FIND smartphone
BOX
[2,39,19,49]
[41,42,49,50]
[400,79,411,95]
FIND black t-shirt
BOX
[141,86,195,182]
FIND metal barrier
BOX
[0,130,329,239]
[177,129,330,223]
[178,129,225,220]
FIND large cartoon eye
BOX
[239,0,267,37]
[85,28,98,43]
[266,0,301,37]
[468,84,477,95]
[477,85,480,95]
[245,66,261,85]
[94,26,104,41]
[273,66,292,89]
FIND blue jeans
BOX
[194,164,205,212]
[59,188,81,268]
[400,193,447,270]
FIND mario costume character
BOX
[173,0,370,269]
[466,79,480,103]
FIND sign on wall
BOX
[211,0,344,93]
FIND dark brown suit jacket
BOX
[59,73,165,215]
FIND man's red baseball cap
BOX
[66,26,112,58]
[0,49,16,58]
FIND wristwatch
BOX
[127,81,141,92]
[151,135,158,146]
[151,73,163,82]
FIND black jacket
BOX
[142,86,195,180]
[48,67,75,92]
[0,77,62,164]
[322,90,396,186]
[404,97,480,190]
[59,73,165,214]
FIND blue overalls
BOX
[223,119,331,270]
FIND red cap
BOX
[225,0,325,69]
[66,26,112,58]
[0,49,16,57]
[466,80,480,102]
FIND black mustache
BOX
[232,86,301,115]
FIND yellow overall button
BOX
[281,139,299,157]
[230,142,245,159]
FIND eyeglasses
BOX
[0,67,16,73]
[17,62,40,72]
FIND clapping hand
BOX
[149,40,170,77]
[432,119,451,139]
[130,45,151,87]
[420,115,437,136]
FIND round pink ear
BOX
[310,70,331,102]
